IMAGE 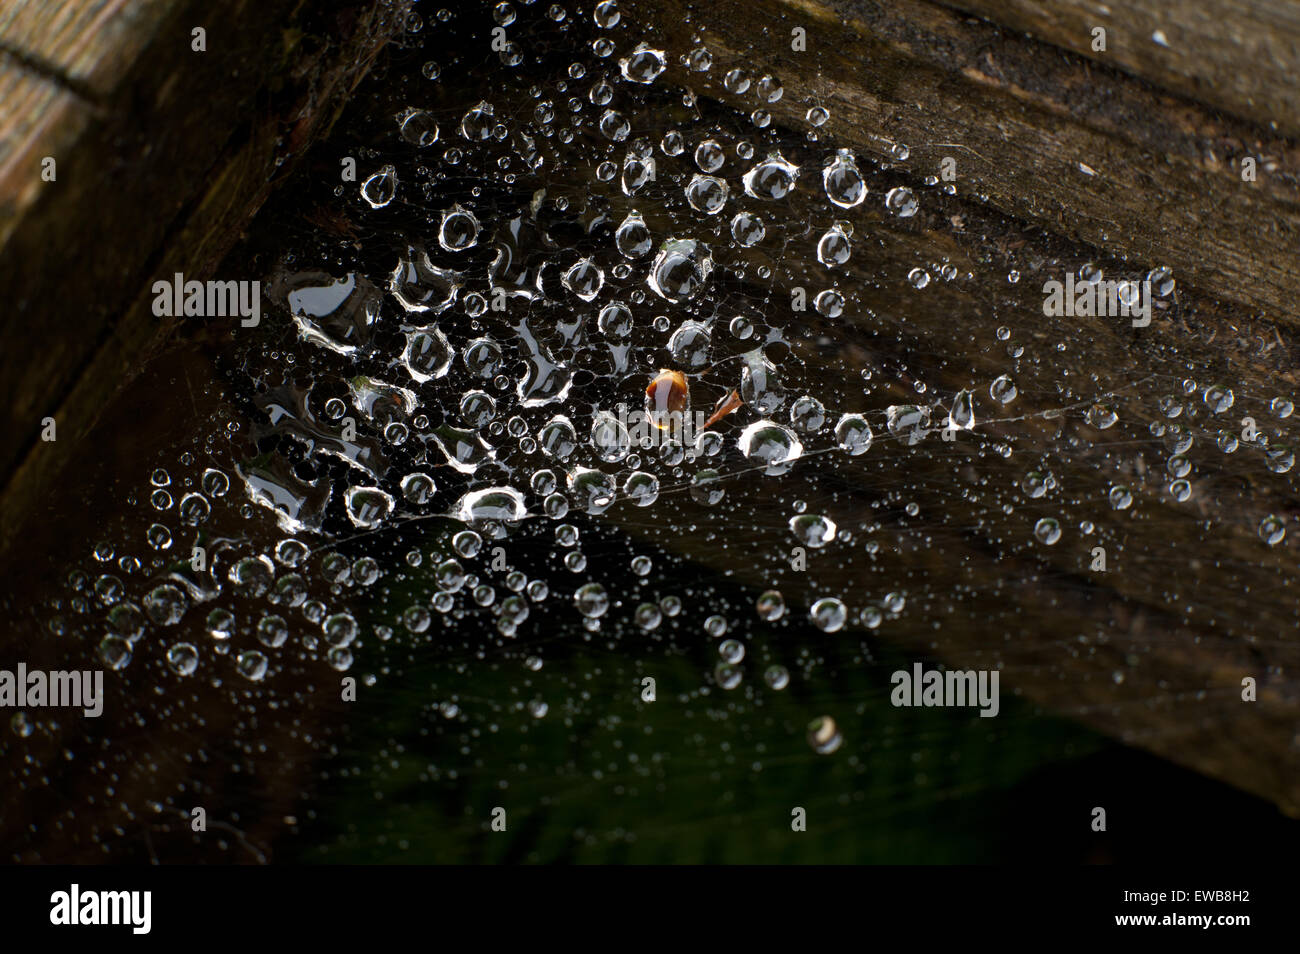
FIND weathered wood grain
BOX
[623,0,1300,324]
[940,0,1300,137]
[0,0,177,98]
[0,0,412,549]
[0,62,92,247]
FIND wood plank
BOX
[0,0,412,548]
[0,0,177,98]
[621,0,1300,324]
[939,0,1300,138]
[0,62,93,246]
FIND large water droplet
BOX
[834,413,873,454]
[563,257,605,300]
[817,223,852,266]
[460,101,495,140]
[438,205,480,251]
[790,513,837,547]
[738,420,803,474]
[949,389,976,430]
[885,186,918,217]
[647,238,712,303]
[280,271,380,355]
[345,485,394,528]
[455,487,527,524]
[742,153,800,200]
[619,44,666,84]
[822,150,865,208]
[685,174,729,214]
[402,329,453,382]
[360,165,397,208]
[389,247,462,317]
[668,320,712,369]
[615,210,653,258]
[591,410,631,462]
[886,405,931,446]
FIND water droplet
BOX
[647,238,713,302]
[668,321,712,369]
[990,375,1018,404]
[574,582,610,618]
[949,390,976,430]
[438,205,480,251]
[817,223,852,266]
[690,469,725,505]
[1203,385,1234,414]
[615,210,653,258]
[1033,517,1062,545]
[790,513,836,547]
[237,650,269,682]
[694,139,726,172]
[99,635,132,670]
[886,405,931,445]
[178,492,210,526]
[756,74,783,103]
[455,487,527,524]
[360,165,397,208]
[635,602,662,630]
[807,716,842,754]
[460,101,495,140]
[399,109,439,147]
[166,642,199,676]
[885,186,918,217]
[593,0,620,28]
[764,665,790,689]
[1086,403,1118,429]
[814,289,844,317]
[742,152,800,200]
[810,597,847,632]
[834,413,873,454]
[1259,515,1286,545]
[1265,445,1295,474]
[623,471,660,507]
[821,150,865,208]
[789,395,826,432]
[562,257,605,300]
[591,411,631,462]
[685,174,729,214]
[738,420,803,474]
[144,584,188,625]
[730,211,765,247]
[345,486,395,528]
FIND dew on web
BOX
[8,0,1300,862]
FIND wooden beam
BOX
[0,0,412,549]
[622,0,1300,324]
[939,0,1300,138]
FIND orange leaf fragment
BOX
[703,389,742,428]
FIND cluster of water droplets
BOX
[30,0,1299,773]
